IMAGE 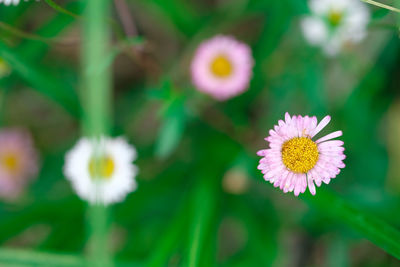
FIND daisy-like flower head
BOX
[0,128,39,200]
[257,113,345,196]
[0,0,21,6]
[301,0,370,56]
[191,35,254,101]
[63,136,138,205]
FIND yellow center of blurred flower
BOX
[210,55,232,77]
[1,154,20,173]
[328,10,343,27]
[89,156,115,179]
[281,137,319,173]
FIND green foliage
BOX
[0,0,399,266]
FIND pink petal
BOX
[318,140,344,149]
[285,112,291,124]
[307,173,316,195]
[316,130,343,143]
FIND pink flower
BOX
[190,35,253,101]
[257,113,345,196]
[0,129,39,200]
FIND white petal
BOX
[301,17,328,46]
[311,115,331,137]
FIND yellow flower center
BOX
[1,154,20,174]
[281,137,319,173]
[328,10,343,27]
[210,55,232,77]
[89,156,115,179]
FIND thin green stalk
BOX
[44,0,82,19]
[87,205,112,267]
[82,0,112,266]
[0,22,71,44]
[361,0,400,13]
[82,0,112,136]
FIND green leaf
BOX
[155,97,186,158]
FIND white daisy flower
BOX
[0,0,21,6]
[301,0,370,56]
[63,136,138,205]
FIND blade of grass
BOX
[302,189,400,259]
[0,248,86,267]
[81,0,113,266]
[17,1,80,59]
[0,41,80,117]
[187,172,218,267]
[230,197,278,266]
[0,248,144,267]
[147,198,189,267]
[0,22,69,44]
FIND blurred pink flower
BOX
[0,129,39,200]
[257,113,345,196]
[191,35,253,101]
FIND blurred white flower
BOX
[63,136,138,205]
[0,0,20,6]
[301,0,370,56]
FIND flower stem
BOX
[361,0,400,13]
[82,0,113,266]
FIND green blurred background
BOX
[0,0,399,266]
